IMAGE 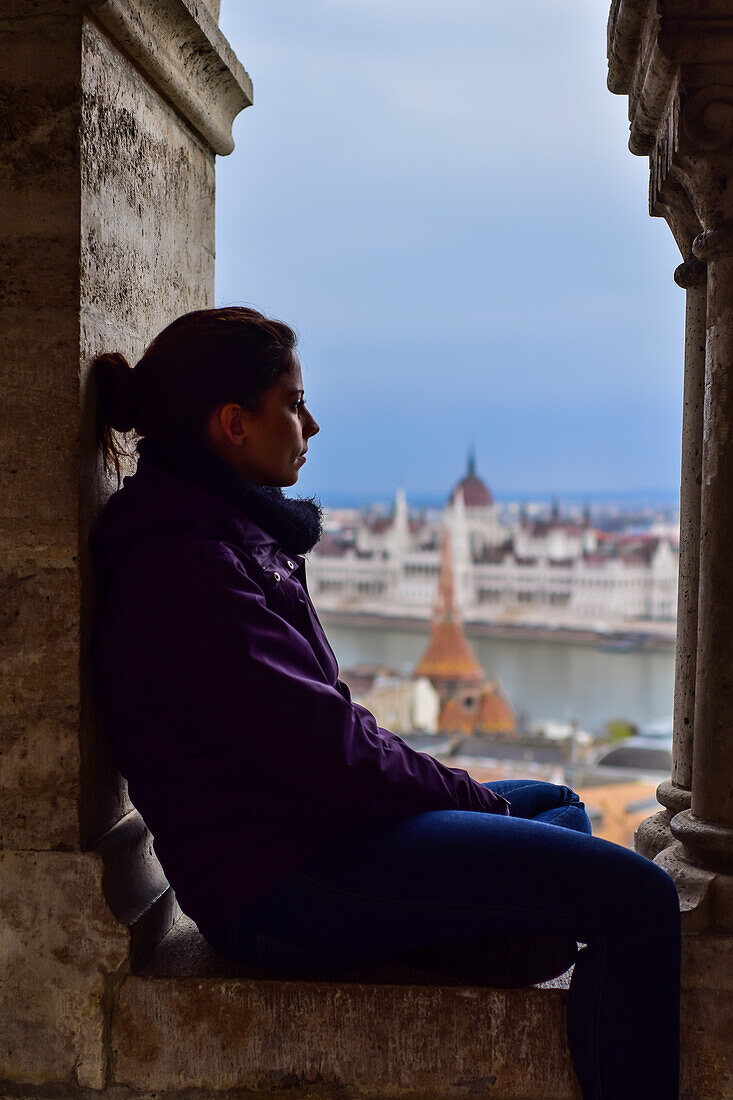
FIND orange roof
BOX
[414,526,485,687]
[476,684,516,733]
[414,621,485,683]
[438,697,474,734]
[437,684,516,735]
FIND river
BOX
[322,618,675,734]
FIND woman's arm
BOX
[154,537,510,819]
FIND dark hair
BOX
[94,307,298,479]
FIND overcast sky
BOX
[216,1,683,506]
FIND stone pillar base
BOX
[655,843,733,1099]
[634,780,691,860]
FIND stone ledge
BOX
[111,918,580,1098]
[88,0,252,154]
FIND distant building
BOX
[351,676,440,735]
[412,528,485,699]
[412,522,518,740]
[307,454,679,631]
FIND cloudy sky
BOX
[216,1,683,507]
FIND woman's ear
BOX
[206,403,249,451]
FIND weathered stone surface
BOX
[0,6,87,853]
[89,0,251,155]
[1,2,252,1096]
[0,851,128,1090]
[0,708,80,851]
[0,6,84,549]
[0,550,82,848]
[76,13,223,845]
[0,555,79,717]
[80,16,218,354]
[0,0,252,850]
[681,985,733,1100]
[113,968,580,1098]
[0,0,248,852]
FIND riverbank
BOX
[322,617,675,731]
[318,608,676,652]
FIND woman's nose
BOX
[306,410,320,437]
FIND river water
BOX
[323,619,675,734]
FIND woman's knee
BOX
[484,779,584,821]
[553,784,582,806]
[599,845,681,932]
[638,858,681,919]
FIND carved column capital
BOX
[681,85,733,154]
[693,222,733,262]
[674,256,707,289]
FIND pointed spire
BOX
[433,526,458,623]
[413,526,484,695]
[450,482,470,573]
[467,445,476,478]
[391,487,409,553]
[449,450,493,507]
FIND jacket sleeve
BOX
[164,539,510,819]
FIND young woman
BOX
[92,306,680,1099]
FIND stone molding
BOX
[682,84,733,152]
[608,2,733,157]
[693,220,733,261]
[88,0,252,154]
[607,0,650,96]
[674,256,707,289]
[672,810,733,874]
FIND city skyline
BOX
[315,475,681,513]
[314,449,681,511]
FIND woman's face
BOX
[231,354,320,487]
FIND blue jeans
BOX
[208,780,680,1099]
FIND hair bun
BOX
[94,351,138,433]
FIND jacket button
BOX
[286,560,295,570]
[273,572,281,582]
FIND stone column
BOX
[636,255,705,858]
[0,1,250,1089]
[670,258,706,796]
[607,7,733,1093]
[671,224,733,869]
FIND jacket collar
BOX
[135,437,323,562]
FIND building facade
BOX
[308,457,679,630]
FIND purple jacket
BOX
[92,459,510,935]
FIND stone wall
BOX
[78,12,218,842]
[0,1,250,1089]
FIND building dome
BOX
[449,450,494,507]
